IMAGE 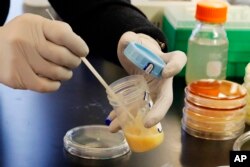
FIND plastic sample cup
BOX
[63,125,130,159]
[106,75,164,152]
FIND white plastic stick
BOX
[45,9,55,20]
[81,57,112,92]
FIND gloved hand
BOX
[0,13,89,92]
[107,31,187,132]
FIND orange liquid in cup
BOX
[123,113,164,152]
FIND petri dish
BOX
[64,125,130,159]
[233,131,250,151]
[182,79,247,140]
[187,79,246,100]
[185,79,247,109]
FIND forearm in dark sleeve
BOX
[0,0,10,25]
[49,0,167,64]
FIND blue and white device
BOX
[124,42,165,78]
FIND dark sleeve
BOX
[48,0,167,64]
[0,0,10,25]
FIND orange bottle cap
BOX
[196,0,228,23]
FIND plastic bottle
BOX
[185,0,229,84]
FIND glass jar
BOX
[185,0,229,84]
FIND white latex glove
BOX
[0,13,89,92]
[107,31,186,132]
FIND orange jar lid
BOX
[196,0,228,23]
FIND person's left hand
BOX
[106,31,187,132]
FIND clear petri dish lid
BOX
[64,125,130,159]
[187,79,247,100]
[233,130,250,151]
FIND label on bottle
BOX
[206,61,222,77]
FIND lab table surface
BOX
[0,56,249,167]
[2,1,249,166]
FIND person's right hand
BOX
[0,13,89,92]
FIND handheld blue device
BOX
[123,42,165,78]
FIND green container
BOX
[162,4,250,77]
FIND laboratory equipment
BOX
[124,42,165,78]
[64,125,130,159]
[233,131,250,151]
[185,0,229,84]
[107,75,164,152]
[182,79,247,140]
